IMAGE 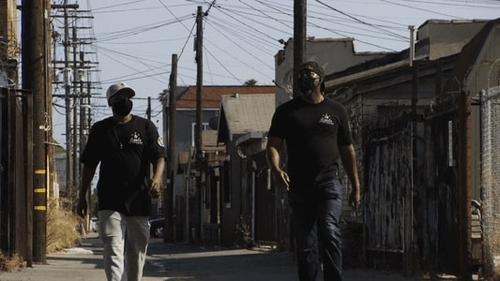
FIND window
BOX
[191,122,209,147]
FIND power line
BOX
[209,17,276,56]
[253,0,398,51]
[205,18,274,71]
[98,49,168,85]
[213,5,280,43]
[95,14,194,42]
[204,46,244,83]
[379,0,461,18]
[98,37,186,45]
[92,3,196,14]
[178,21,197,60]
[100,63,170,83]
[315,0,408,40]
[208,13,281,51]
[157,0,192,32]
[389,0,500,8]
[92,0,146,12]
[95,44,166,65]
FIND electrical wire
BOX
[315,0,408,40]
[92,0,146,12]
[213,5,280,43]
[98,49,168,84]
[205,19,274,70]
[379,0,461,18]
[178,21,197,60]
[95,14,194,42]
[204,46,244,83]
[99,37,186,45]
[207,15,280,51]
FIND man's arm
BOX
[149,157,165,197]
[266,136,290,190]
[77,164,97,218]
[340,144,361,209]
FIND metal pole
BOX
[195,5,204,242]
[78,51,89,230]
[63,0,74,205]
[72,25,78,192]
[293,0,306,96]
[22,0,48,263]
[409,25,415,67]
[86,78,92,225]
[147,96,151,121]
[165,54,177,242]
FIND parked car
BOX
[149,217,165,238]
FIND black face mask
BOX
[298,75,317,97]
[111,99,133,117]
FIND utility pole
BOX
[78,51,89,230]
[22,0,48,263]
[195,5,204,242]
[165,54,177,243]
[147,96,152,121]
[72,25,79,189]
[63,0,74,204]
[293,0,306,96]
[78,51,85,184]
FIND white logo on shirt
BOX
[157,137,164,148]
[129,132,143,145]
[318,113,335,126]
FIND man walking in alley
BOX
[77,82,165,281]
[266,61,361,281]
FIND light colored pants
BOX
[98,210,150,281]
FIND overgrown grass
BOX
[0,252,25,272]
[47,199,81,253]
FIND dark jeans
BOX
[290,178,344,281]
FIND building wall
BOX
[0,0,18,60]
[464,23,500,278]
[170,109,218,198]
[417,21,486,60]
[274,38,386,105]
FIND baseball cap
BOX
[106,82,136,105]
[300,61,325,81]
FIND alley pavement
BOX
[0,233,416,281]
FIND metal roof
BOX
[219,93,275,140]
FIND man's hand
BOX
[148,177,162,198]
[272,168,290,191]
[76,196,87,218]
[348,187,361,209]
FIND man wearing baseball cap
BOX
[267,62,361,281]
[77,82,165,281]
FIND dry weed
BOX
[0,252,25,272]
[47,199,81,253]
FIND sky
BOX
[49,0,500,145]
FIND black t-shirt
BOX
[80,115,165,216]
[268,97,353,187]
